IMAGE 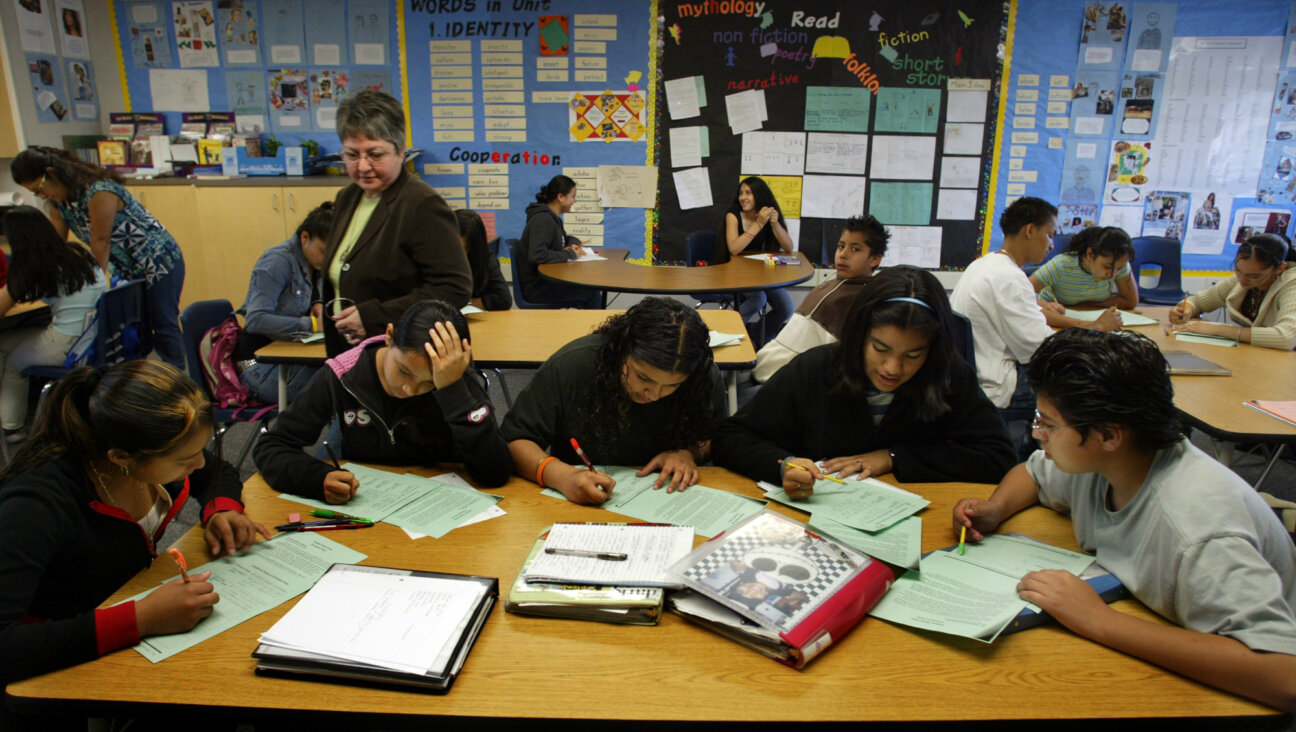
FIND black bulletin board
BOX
[656,0,1009,267]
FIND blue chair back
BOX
[504,238,546,310]
[685,231,718,266]
[1130,236,1185,305]
[949,310,976,368]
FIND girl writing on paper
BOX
[515,174,602,309]
[713,265,1016,498]
[0,360,269,685]
[722,176,796,346]
[1169,233,1296,349]
[253,299,510,503]
[501,297,725,504]
[1028,225,1133,332]
[0,206,107,441]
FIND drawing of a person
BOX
[1192,192,1220,230]
[1136,11,1161,50]
[1063,166,1097,202]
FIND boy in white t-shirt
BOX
[954,329,1296,712]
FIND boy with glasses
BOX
[953,329,1296,711]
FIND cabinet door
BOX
[193,187,292,307]
[282,185,345,228]
[128,186,203,306]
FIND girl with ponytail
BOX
[0,360,268,684]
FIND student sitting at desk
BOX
[0,360,269,686]
[1169,233,1296,349]
[723,176,796,346]
[456,208,512,311]
[502,297,725,504]
[714,266,1015,497]
[238,201,333,405]
[953,329,1296,712]
[1028,225,1133,331]
[515,175,601,309]
[0,206,106,441]
[753,214,888,383]
[254,300,510,503]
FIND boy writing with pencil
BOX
[953,329,1296,711]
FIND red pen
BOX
[570,438,595,471]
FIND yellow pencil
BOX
[958,525,967,555]
[778,459,847,484]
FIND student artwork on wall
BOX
[1060,138,1103,202]
[1182,190,1232,255]
[304,0,347,65]
[1077,1,1129,72]
[1124,2,1176,73]
[1058,203,1100,235]
[15,0,57,54]
[656,0,1009,267]
[309,68,348,131]
[173,0,219,67]
[1115,70,1162,139]
[55,0,89,59]
[25,53,69,122]
[65,58,97,120]
[262,0,305,65]
[127,2,173,68]
[1103,139,1154,204]
[217,0,260,65]
[1257,140,1296,204]
[225,69,267,132]
[348,0,389,65]
[1141,189,1189,239]
[569,90,647,143]
[268,67,308,131]
[1068,71,1119,137]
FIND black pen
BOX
[323,440,343,471]
[544,547,628,561]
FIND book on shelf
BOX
[252,563,497,693]
[506,528,664,625]
[96,139,127,166]
[1243,400,1296,428]
[667,510,894,669]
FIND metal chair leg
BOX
[494,368,512,408]
[1253,444,1286,492]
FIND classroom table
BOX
[538,248,816,306]
[254,308,757,413]
[6,465,1279,726]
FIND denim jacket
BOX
[241,238,316,339]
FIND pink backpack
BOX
[198,316,258,410]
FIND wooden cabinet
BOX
[125,181,343,308]
[0,51,21,157]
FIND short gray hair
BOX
[336,90,405,150]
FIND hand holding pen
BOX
[322,441,359,504]
[551,438,615,505]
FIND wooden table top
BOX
[255,309,757,370]
[539,249,816,294]
[1129,307,1296,442]
[7,466,1274,724]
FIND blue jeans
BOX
[148,257,185,368]
[736,286,794,343]
[240,361,318,405]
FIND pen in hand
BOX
[323,440,357,499]
[570,438,595,471]
[167,548,191,583]
[778,459,846,485]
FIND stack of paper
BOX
[1063,308,1159,326]
[541,465,766,537]
[523,523,694,587]
[254,564,497,692]
[279,466,503,539]
[868,534,1095,643]
[759,475,928,571]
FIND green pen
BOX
[310,509,373,525]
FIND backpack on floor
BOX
[199,316,255,409]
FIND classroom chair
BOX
[685,231,736,310]
[949,311,976,369]
[1130,236,1186,305]
[180,299,278,470]
[504,238,547,310]
[951,305,1033,460]
[10,280,152,460]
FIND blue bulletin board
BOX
[993,0,1296,275]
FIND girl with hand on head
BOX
[254,299,510,503]
[0,360,269,685]
[714,265,1016,500]
[501,297,726,505]
[1169,233,1296,349]
[0,206,107,440]
[1029,225,1135,333]
[723,176,796,345]
[11,146,187,368]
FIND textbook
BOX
[506,528,664,625]
[1243,400,1296,428]
[1163,350,1231,376]
[253,563,497,693]
[667,510,894,669]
